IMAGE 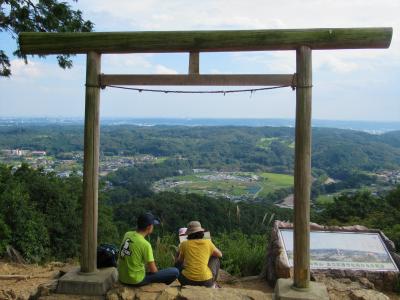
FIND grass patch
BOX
[256,137,280,150]
[151,234,177,269]
[154,157,168,164]
[316,194,335,205]
[213,232,266,276]
[257,137,294,150]
[257,172,294,197]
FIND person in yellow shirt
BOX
[176,221,222,287]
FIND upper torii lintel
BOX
[19,27,392,55]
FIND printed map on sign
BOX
[279,229,399,272]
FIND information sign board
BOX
[279,229,399,272]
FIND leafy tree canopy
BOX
[0,0,93,76]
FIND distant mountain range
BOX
[1,117,400,134]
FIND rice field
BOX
[152,171,294,200]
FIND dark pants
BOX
[177,257,220,287]
[132,267,179,286]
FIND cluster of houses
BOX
[375,170,400,185]
[2,149,47,157]
[99,154,157,176]
[1,148,159,178]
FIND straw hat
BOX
[185,221,205,235]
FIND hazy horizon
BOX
[1,116,399,122]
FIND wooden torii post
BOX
[19,27,392,297]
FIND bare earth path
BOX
[1,262,400,300]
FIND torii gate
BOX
[20,27,392,299]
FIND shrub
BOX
[0,217,11,256]
[151,234,177,269]
[213,231,267,277]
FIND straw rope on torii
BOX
[18,27,392,298]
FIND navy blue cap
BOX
[137,212,160,229]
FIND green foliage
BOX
[98,201,120,246]
[0,216,11,256]
[1,125,399,176]
[0,164,121,261]
[106,159,192,201]
[213,232,266,276]
[151,234,177,270]
[314,185,400,249]
[111,191,292,237]
[0,180,49,262]
[12,164,82,260]
[1,0,93,76]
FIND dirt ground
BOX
[1,262,399,300]
[0,260,77,300]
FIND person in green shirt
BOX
[118,212,179,285]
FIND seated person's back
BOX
[177,221,222,287]
[118,212,179,286]
[180,238,215,281]
[118,230,153,284]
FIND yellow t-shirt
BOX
[180,239,216,281]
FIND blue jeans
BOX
[135,267,179,286]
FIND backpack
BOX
[97,244,118,268]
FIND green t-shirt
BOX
[117,231,154,284]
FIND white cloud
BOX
[10,59,42,78]
[154,65,178,74]
[8,58,84,81]
[102,54,154,73]
[77,0,400,67]
[101,54,178,75]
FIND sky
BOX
[0,0,399,121]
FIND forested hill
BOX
[0,125,400,176]
[379,130,400,147]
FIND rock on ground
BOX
[105,281,273,300]
[314,274,395,300]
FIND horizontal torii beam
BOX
[100,74,295,86]
[19,27,392,55]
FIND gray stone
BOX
[357,277,374,289]
[5,245,26,264]
[349,289,389,300]
[157,287,179,300]
[274,278,329,300]
[56,267,117,296]
[179,285,272,300]
[138,283,167,293]
[36,279,59,297]
[136,291,159,300]
[39,294,103,300]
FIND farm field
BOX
[316,194,336,205]
[152,171,293,201]
[256,137,294,150]
[257,172,294,197]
